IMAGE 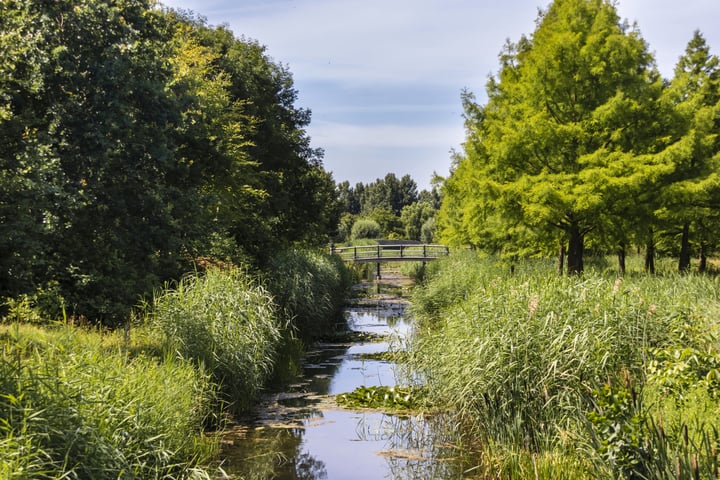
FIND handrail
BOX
[330,244,450,263]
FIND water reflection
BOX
[221,286,472,479]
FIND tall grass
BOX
[266,248,352,339]
[406,253,720,478]
[0,324,216,479]
[150,266,281,414]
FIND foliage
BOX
[406,252,720,477]
[0,323,216,479]
[0,0,341,325]
[150,267,281,413]
[351,218,381,240]
[266,248,351,339]
[336,385,426,411]
[438,0,689,273]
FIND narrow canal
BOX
[220,273,474,479]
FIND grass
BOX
[266,248,352,340]
[0,323,217,479]
[0,248,353,478]
[405,252,720,478]
[150,266,282,415]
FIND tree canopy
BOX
[438,0,720,274]
[0,0,340,324]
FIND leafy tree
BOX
[400,201,435,241]
[656,31,720,272]
[439,0,665,274]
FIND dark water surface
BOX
[220,278,475,479]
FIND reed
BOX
[266,248,351,339]
[150,266,281,414]
[406,253,720,478]
[0,323,216,479]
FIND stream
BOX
[219,274,475,479]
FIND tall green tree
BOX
[439,0,666,273]
[656,31,720,272]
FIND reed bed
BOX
[406,253,720,478]
[151,266,281,414]
[266,248,351,339]
[0,324,216,479]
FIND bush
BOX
[351,218,381,240]
[151,267,281,413]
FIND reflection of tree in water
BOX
[221,426,327,480]
[291,451,327,480]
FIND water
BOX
[220,278,474,479]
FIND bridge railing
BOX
[330,244,450,263]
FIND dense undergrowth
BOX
[0,248,351,479]
[406,252,720,479]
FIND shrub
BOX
[351,218,381,240]
[151,267,281,413]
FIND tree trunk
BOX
[566,221,584,275]
[558,241,565,275]
[645,231,655,274]
[617,243,626,275]
[679,222,691,272]
[699,242,708,273]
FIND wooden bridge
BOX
[330,243,450,264]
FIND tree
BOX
[656,31,720,272]
[439,0,665,273]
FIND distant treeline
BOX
[334,173,441,243]
[0,0,341,325]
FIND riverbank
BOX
[0,248,352,479]
[407,252,720,479]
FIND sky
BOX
[160,0,720,191]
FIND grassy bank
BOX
[406,252,720,478]
[0,323,216,479]
[1,248,351,478]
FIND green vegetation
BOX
[406,252,720,478]
[438,0,720,275]
[150,266,281,414]
[1,249,351,477]
[267,249,352,339]
[0,0,340,326]
[336,385,426,411]
[336,173,440,242]
[0,324,216,479]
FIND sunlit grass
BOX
[406,252,720,478]
[0,323,217,479]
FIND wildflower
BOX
[612,277,623,294]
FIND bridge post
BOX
[376,262,381,280]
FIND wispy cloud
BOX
[162,0,720,188]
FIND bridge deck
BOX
[331,244,449,263]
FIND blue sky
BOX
[160,0,720,190]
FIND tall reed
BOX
[150,266,281,414]
[406,253,720,477]
[266,248,351,339]
[0,324,216,479]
